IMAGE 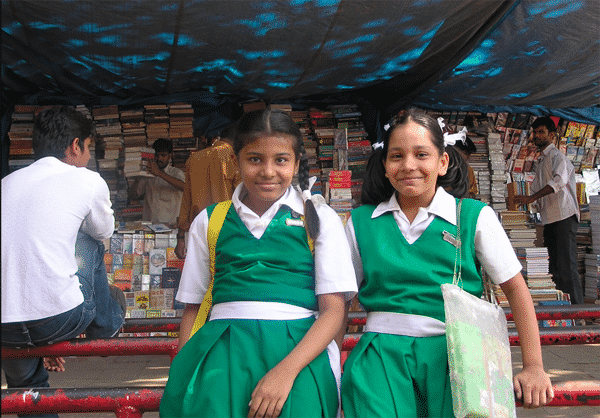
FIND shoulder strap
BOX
[190,200,233,336]
[300,215,315,255]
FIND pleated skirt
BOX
[341,332,454,418]
[160,317,338,418]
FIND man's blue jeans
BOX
[1,232,124,418]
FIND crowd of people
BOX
[3,106,569,417]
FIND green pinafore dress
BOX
[341,198,486,418]
[161,205,338,418]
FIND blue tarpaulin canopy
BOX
[2,0,599,124]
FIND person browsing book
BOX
[160,109,357,418]
[1,106,125,418]
[514,116,582,305]
[341,109,553,417]
[130,137,185,226]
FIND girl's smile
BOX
[238,134,299,216]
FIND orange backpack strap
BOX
[190,200,232,336]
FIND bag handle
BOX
[190,200,233,336]
[452,199,463,287]
[451,199,497,306]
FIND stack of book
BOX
[120,108,147,148]
[330,104,369,203]
[516,247,562,304]
[290,110,321,195]
[144,104,169,146]
[468,133,491,204]
[499,210,530,231]
[168,103,194,147]
[93,105,126,212]
[8,105,37,172]
[93,105,122,141]
[310,109,336,194]
[487,132,507,212]
[506,227,537,248]
[328,170,353,224]
[269,103,293,113]
[584,253,600,302]
[123,146,155,178]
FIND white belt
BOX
[209,301,316,321]
[365,311,446,337]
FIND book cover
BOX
[129,309,147,319]
[155,233,170,249]
[132,233,145,255]
[149,248,167,275]
[146,309,162,319]
[150,274,162,289]
[122,234,133,254]
[134,290,150,310]
[110,234,123,254]
[161,267,182,289]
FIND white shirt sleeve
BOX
[344,216,364,289]
[475,206,523,284]
[313,205,358,300]
[79,173,114,240]
[175,209,211,304]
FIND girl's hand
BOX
[513,365,554,408]
[248,365,296,418]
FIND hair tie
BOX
[372,142,384,150]
[437,117,468,147]
[443,127,468,147]
[296,176,326,208]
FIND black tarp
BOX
[2,0,599,124]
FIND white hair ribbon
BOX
[437,117,446,131]
[383,123,391,131]
[443,127,468,147]
[296,176,326,208]
[372,142,384,150]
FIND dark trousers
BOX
[1,232,124,418]
[544,215,584,304]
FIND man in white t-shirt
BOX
[1,106,125,411]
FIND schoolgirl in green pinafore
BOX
[341,110,553,417]
[161,109,357,418]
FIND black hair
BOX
[152,138,173,153]
[454,136,477,155]
[361,109,469,205]
[531,116,557,133]
[32,106,95,160]
[234,109,320,239]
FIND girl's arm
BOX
[499,273,554,408]
[248,292,346,418]
[177,303,200,352]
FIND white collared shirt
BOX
[177,183,358,304]
[531,143,579,225]
[345,187,522,287]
